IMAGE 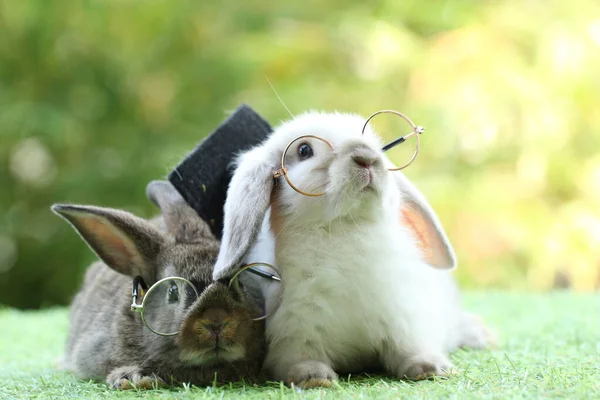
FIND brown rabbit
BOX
[52,181,266,389]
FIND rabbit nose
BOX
[352,150,377,169]
[203,321,226,336]
[195,308,229,337]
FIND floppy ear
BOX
[393,173,457,270]
[146,180,215,242]
[51,204,165,283]
[213,148,276,280]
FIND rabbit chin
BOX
[179,344,246,366]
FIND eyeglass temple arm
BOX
[131,276,148,312]
[246,266,282,282]
[382,126,424,152]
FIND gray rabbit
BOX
[52,181,266,389]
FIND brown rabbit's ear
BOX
[213,148,276,280]
[52,204,165,282]
[393,173,457,270]
[146,180,214,242]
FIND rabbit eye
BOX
[297,143,314,160]
[167,283,179,303]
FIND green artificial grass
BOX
[1,292,598,399]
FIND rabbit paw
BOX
[459,312,497,349]
[107,366,166,390]
[287,360,338,389]
[401,353,456,381]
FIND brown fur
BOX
[269,190,286,239]
[53,181,266,389]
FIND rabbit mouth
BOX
[358,169,374,189]
[180,344,245,366]
[347,166,380,194]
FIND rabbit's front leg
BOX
[287,360,339,389]
[106,365,166,390]
[265,339,338,388]
[382,340,455,380]
[458,312,497,350]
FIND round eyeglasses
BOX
[273,110,424,197]
[130,264,284,336]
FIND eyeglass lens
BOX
[141,278,198,335]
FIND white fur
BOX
[217,111,482,382]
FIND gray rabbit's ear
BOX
[52,204,165,282]
[146,180,214,242]
[146,180,183,207]
[393,173,457,270]
[213,149,276,280]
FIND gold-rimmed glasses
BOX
[130,263,284,336]
[272,110,424,197]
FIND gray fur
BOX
[52,181,265,389]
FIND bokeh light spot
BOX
[10,138,57,188]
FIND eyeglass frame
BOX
[130,263,284,336]
[130,276,199,336]
[272,110,424,197]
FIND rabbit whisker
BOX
[348,209,364,235]
[274,210,302,240]
[266,75,294,118]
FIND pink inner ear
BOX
[400,207,435,265]
[78,216,135,267]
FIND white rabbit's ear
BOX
[213,149,276,280]
[52,204,165,282]
[393,173,457,270]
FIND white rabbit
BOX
[213,111,493,388]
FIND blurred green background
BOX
[1,0,599,309]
